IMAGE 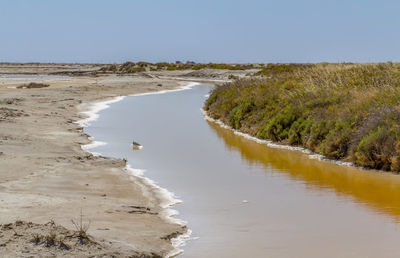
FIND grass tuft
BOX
[71,209,91,245]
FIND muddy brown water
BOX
[85,83,400,258]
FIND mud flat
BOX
[0,65,245,256]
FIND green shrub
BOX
[391,143,400,171]
[230,106,243,129]
[287,118,309,145]
[204,93,218,111]
[228,99,254,129]
[321,121,352,159]
[355,127,397,170]
[258,108,297,141]
[304,121,330,151]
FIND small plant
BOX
[17,82,49,89]
[71,209,91,245]
[45,233,57,247]
[31,234,42,245]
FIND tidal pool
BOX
[85,83,400,258]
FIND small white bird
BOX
[131,140,143,150]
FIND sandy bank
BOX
[0,63,253,256]
[0,72,197,256]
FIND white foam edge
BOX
[81,138,108,156]
[125,165,191,258]
[201,108,356,168]
[131,81,200,97]
[77,96,126,127]
[77,81,200,128]
[76,81,200,257]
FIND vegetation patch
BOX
[204,63,400,172]
[98,61,259,74]
[17,82,49,89]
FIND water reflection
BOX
[208,120,400,222]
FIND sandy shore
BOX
[0,64,251,257]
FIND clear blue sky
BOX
[0,0,399,63]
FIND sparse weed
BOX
[71,209,91,245]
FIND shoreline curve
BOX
[200,108,386,173]
[78,81,201,257]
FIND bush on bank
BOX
[204,63,400,172]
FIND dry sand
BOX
[0,64,250,257]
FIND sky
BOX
[0,0,399,63]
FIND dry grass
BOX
[17,82,49,89]
[71,209,91,245]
